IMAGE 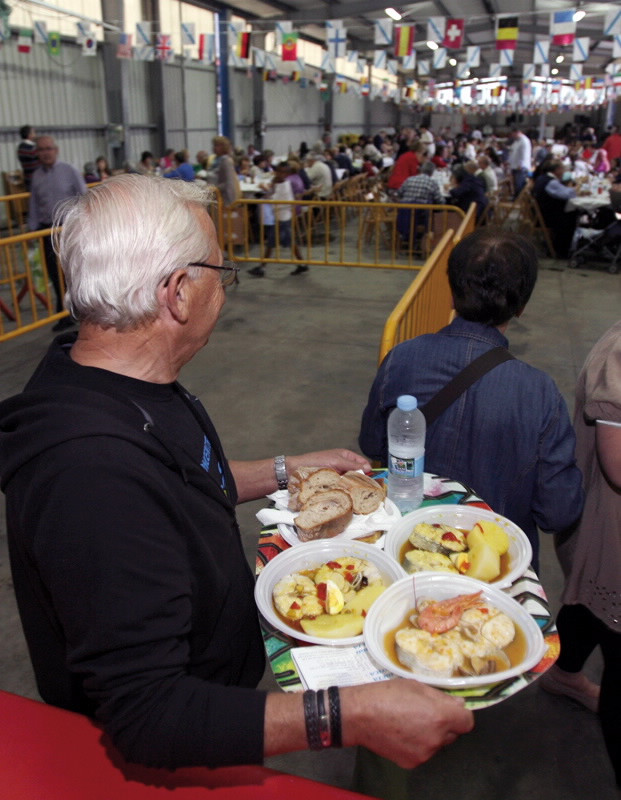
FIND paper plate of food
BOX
[256,468,399,547]
[363,573,546,689]
[383,504,532,589]
[254,538,407,647]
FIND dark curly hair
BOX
[448,229,538,326]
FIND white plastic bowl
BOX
[383,504,532,589]
[364,572,546,688]
[254,539,407,646]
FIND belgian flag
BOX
[496,16,518,50]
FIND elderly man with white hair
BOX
[304,149,333,198]
[0,175,472,774]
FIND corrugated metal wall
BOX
[263,80,323,157]
[1,32,400,182]
[0,40,108,173]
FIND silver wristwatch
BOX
[274,455,288,489]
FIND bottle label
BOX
[388,453,424,478]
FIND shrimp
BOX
[417,591,483,634]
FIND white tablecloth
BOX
[566,192,610,213]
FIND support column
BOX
[101,0,129,168]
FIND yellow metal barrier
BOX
[220,197,465,272]
[377,229,456,365]
[453,202,477,242]
[0,229,66,341]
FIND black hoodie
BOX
[0,333,266,769]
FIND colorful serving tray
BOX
[255,471,558,709]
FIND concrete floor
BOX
[1,257,620,798]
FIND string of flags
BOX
[3,8,621,112]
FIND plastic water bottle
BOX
[387,395,426,514]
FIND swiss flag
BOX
[443,19,464,49]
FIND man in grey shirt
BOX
[29,135,87,330]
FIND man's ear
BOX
[161,270,191,323]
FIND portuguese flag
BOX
[282,31,298,61]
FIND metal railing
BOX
[0,182,468,341]
[220,197,466,272]
[376,203,477,365]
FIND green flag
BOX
[49,31,61,55]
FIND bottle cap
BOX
[396,395,417,411]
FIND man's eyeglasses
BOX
[187,259,239,286]
[163,259,239,288]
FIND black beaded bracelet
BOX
[327,686,342,748]
[303,689,322,751]
[317,688,332,748]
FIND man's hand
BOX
[230,449,371,502]
[286,449,372,476]
[341,679,474,768]
[264,679,474,768]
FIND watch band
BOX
[274,454,288,490]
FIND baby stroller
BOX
[568,192,621,274]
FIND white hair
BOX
[53,175,216,330]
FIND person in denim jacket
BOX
[359,229,583,570]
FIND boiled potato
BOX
[300,613,365,638]
[344,583,385,615]
[475,521,510,555]
[466,541,500,582]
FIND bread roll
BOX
[295,489,353,542]
[288,467,341,511]
[338,471,386,514]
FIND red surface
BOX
[0,690,371,799]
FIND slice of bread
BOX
[288,467,341,511]
[338,471,386,515]
[295,489,353,542]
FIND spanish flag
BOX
[496,16,518,50]
[394,25,414,57]
[237,31,250,59]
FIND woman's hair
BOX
[448,229,538,326]
[212,135,232,153]
[53,175,216,330]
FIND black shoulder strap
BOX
[421,346,515,426]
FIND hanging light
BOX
[426,40,439,50]
[573,9,585,22]
[449,57,457,66]
[551,67,559,75]
[556,55,564,63]
[385,8,402,20]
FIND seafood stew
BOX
[384,591,527,678]
[363,573,546,687]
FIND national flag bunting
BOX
[33,21,48,44]
[496,16,518,50]
[443,19,464,49]
[117,33,133,59]
[282,31,298,61]
[394,25,413,57]
[156,34,173,61]
[18,29,32,53]
[237,31,250,59]
[82,36,97,56]
[550,10,576,46]
[199,33,215,64]
[48,31,61,55]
